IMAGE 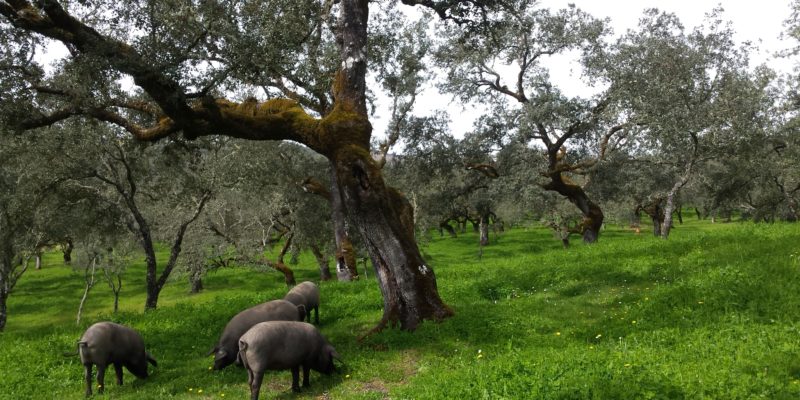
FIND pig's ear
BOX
[146,352,158,367]
[330,348,341,360]
[329,346,344,365]
[205,346,218,357]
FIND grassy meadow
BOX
[1,215,799,399]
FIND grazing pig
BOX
[238,321,340,400]
[207,299,301,370]
[284,281,320,324]
[77,321,157,396]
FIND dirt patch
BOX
[353,348,421,398]
[360,379,389,396]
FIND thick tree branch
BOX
[465,163,499,178]
[3,1,325,148]
[400,0,491,25]
[300,177,332,200]
[377,91,416,169]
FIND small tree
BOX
[74,247,100,326]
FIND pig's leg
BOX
[96,364,106,394]
[302,365,310,388]
[249,370,264,400]
[84,364,93,397]
[114,363,124,385]
[291,366,301,392]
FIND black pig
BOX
[284,281,320,324]
[77,321,157,396]
[238,321,340,400]
[207,299,300,370]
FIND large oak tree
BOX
[0,0,453,331]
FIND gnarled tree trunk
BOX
[62,238,73,264]
[76,255,98,326]
[0,289,7,332]
[301,176,359,281]
[310,244,332,281]
[661,153,696,239]
[332,150,453,332]
[439,221,457,238]
[188,265,203,294]
[329,172,360,281]
[640,199,665,237]
[266,233,296,286]
[479,214,490,247]
[542,175,604,243]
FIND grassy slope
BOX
[1,216,799,399]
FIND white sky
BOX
[34,1,797,142]
[379,0,797,140]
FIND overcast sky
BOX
[381,0,797,140]
[33,2,798,142]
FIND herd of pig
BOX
[72,281,341,399]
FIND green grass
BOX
[1,217,800,399]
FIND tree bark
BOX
[774,177,799,222]
[0,290,7,332]
[479,214,490,247]
[639,199,664,237]
[35,252,42,270]
[189,267,203,294]
[332,145,453,333]
[661,158,696,239]
[267,234,296,286]
[439,221,457,238]
[630,206,642,233]
[77,256,97,326]
[329,169,360,281]
[62,238,73,264]
[267,261,296,286]
[310,244,332,281]
[110,274,121,313]
[542,175,604,243]
[0,251,28,332]
[661,192,678,239]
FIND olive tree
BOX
[431,1,636,243]
[601,9,772,238]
